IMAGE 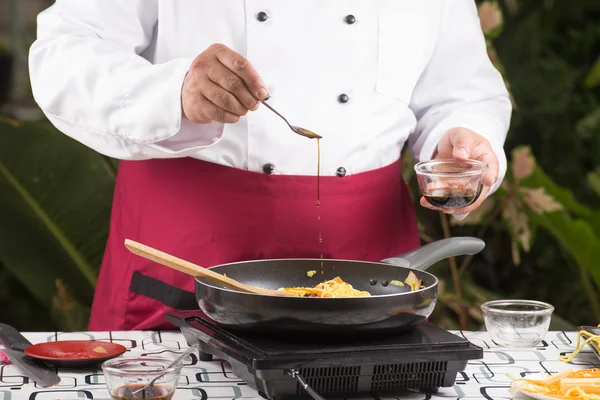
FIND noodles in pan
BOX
[278,277,370,298]
[278,272,424,298]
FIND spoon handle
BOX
[259,100,294,130]
[169,343,199,368]
[123,239,292,296]
[132,344,200,397]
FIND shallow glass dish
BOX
[481,299,554,347]
[101,357,183,400]
[414,159,488,209]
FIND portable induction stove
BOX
[166,311,482,400]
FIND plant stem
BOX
[101,156,117,180]
[439,212,469,330]
[575,253,600,323]
[420,231,435,244]
[458,194,511,277]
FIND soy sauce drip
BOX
[316,138,324,273]
[317,138,321,203]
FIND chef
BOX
[28,1,511,331]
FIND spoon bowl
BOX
[259,100,322,139]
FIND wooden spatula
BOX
[124,239,293,297]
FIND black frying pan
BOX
[193,237,484,336]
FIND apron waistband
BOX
[125,157,404,199]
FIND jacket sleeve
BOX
[407,0,512,197]
[28,0,224,160]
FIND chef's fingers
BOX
[212,44,268,101]
[436,128,498,187]
[193,93,240,124]
[201,78,249,116]
[469,142,499,187]
[446,128,476,160]
[206,63,260,112]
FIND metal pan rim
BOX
[196,258,439,299]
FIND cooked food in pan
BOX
[277,271,424,298]
[278,276,370,297]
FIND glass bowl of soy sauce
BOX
[414,159,488,209]
[102,357,183,400]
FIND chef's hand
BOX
[181,44,269,124]
[419,127,499,216]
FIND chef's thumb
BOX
[450,130,474,160]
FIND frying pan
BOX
[191,237,485,336]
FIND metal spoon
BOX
[131,344,199,398]
[259,100,322,139]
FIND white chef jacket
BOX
[29,0,511,195]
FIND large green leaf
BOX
[520,164,593,218]
[589,169,600,199]
[576,109,600,140]
[584,56,600,88]
[0,118,115,310]
[531,211,600,297]
[512,146,600,308]
[0,262,55,331]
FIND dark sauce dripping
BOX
[295,127,322,139]
[424,187,481,209]
[369,279,377,286]
[110,384,173,400]
[317,138,324,273]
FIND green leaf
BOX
[590,212,600,239]
[588,169,600,199]
[0,262,55,331]
[0,119,115,309]
[510,147,587,215]
[584,56,600,88]
[576,108,600,140]
[531,211,600,294]
[519,164,593,218]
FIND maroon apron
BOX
[88,158,419,331]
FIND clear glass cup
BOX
[101,357,183,400]
[481,299,554,347]
[414,159,488,209]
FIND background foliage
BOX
[0,0,598,332]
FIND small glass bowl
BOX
[414,159,488,209]
[481,300,554,347]
[101,357,183,400]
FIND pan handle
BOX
[380,237,485,271]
